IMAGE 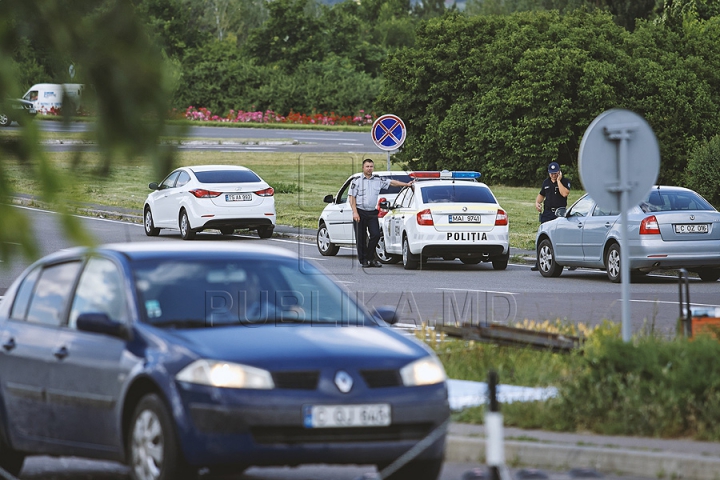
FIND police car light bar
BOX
[410,171,481,179]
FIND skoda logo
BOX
[462,207,468,212]
[334,371,353,393]
[690,215,695,220]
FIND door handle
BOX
[54,346,69,360]
[2,338,16,352]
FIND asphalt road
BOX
[2,207,718,337]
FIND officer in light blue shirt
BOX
[349,159,413,267]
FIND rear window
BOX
[640,190,715,213]
[421,185,497,204]
[379,175,412,195]
[194,170,261,184]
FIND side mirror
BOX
[323,194,334,203]
[76,312,131,340]
[379,200,390,210]
[373,306,399,325]
[555,207,567,217]
[149,182,159,190]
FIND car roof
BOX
[415,179,490,187]
[185,165,253,172]
[40,242,297,264]
[349,171,409,178]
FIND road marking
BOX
[629,299,720,307]
[436,287,516,295]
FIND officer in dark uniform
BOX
[349,159,413,267]
[531,162,570,271]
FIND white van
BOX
[22,83,84,114]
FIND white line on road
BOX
[629,299,720,307]
[436,287,516,295]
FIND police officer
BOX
[531,162,570,271]
[349,159,413,267]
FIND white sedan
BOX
[380,171,510,270]
[143,165,276,240]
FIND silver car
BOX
[535,186,720,282]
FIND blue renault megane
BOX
[0,243,449,480]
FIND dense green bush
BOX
[378,9,720,186]
[685,134,720,208]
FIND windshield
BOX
[132,258,375,328]
[421,185,496,204]
[193,170,261,183]
[380,175,412,195]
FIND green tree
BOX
[685,135,720,208]
[1,0,173,263]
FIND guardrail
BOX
[436,323,581,352]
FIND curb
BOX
[446,434,720,479]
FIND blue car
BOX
[0,243,449,480]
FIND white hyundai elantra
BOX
[143,165,276,240]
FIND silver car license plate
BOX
[674,224,709,233]
[303,404,391,428]
[225,193,252,202]
[449,214,482,223]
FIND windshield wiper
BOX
[153,319,212,329]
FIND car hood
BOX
[160,324,431,370]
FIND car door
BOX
[152,170,181,227]
[0,260,83,450]
[384,188,408,253]
[582,203,619,265]
[325,177,355,243]
[551,196,594,264]
[396,187,417,247]
[45,256,132,452]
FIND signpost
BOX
[579,109,660,342]
[371,114,406,170]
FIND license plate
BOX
[303,404,391,428]
[674,224,709,234]
[449,214,482,223]
[225,193,252,202]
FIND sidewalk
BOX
[448,422,720,479]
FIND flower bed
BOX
[183,106,375,126]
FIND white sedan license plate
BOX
[675,224,709,234]
[225,193,252,202]
[449,214,482,223]
[303,404,391,428]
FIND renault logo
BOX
[334,371,353,393]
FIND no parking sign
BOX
[371,114,406,151]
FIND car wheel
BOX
[538,239,563,277]
[257,226,273,239]
[220,227,234,235]
[492,251,510,270]
[129,394,193,480]
[144,208,160,236]
[605,243,621,283]
[0,113,9,127]
[0,438,25,477]
[698,269,720,282]
[316,223,340,256]
[402,236,419,270]
[383,458,443,480]
[376,232,401,264]
[460,257,481,265]
[179,210,195,240]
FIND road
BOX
[2,207,717,337]
[30,121,380,154]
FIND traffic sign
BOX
[372,114,406,151]
[579,109,659,211]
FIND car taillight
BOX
[640,215,660,234]
[377,197,388,218]
[495,209,508,226]
[255,187,274,197]
[417,209,434,226]
[189,189,221,198]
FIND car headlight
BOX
[176,359,274,389]
[400,356,446,386]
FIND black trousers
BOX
[355,208,380,264]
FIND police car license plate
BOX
[225,193,252,202]
[303,404,391,428]
[449,214,482,223]
[674,224,709,233]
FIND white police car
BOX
[317,171,411,259]
[379,171,509,270]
